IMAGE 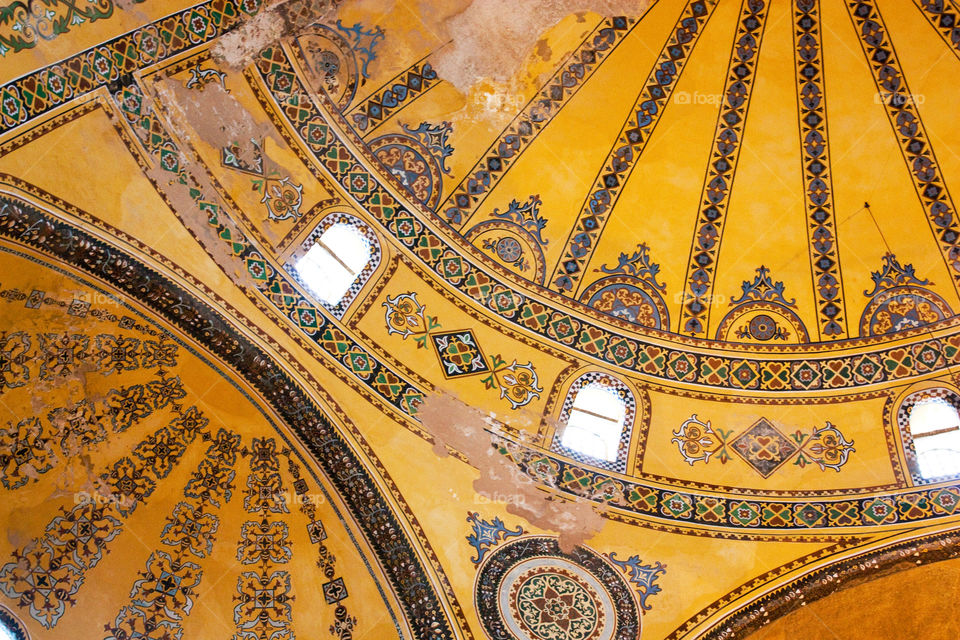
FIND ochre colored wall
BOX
[745,557,960,640]
[3,0,960,638]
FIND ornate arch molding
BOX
[0,193,459,640]
[690,528,960,640]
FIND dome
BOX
[2,0,960,638]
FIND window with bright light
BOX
[295,222,371,306]
[907,393,960,480]
[0,607,24,640]
[556,376,633,468]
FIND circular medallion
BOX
[747,313,777,340]
[293,26,359,108]
[496,236,524,263]
[317,50,341,81]
[476,536,639,640]
[584,282,663,329]
[368,134,442,209]
[861,287,951,336]
[507,560,608,640]
[464,221,548,285]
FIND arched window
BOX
[553,373,635,473]
[289,213,380,318]
[899,388,960,482]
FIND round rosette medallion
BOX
[475,536,640,640]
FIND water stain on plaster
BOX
[212,0,342,70]
[211,0,649,130]
[129,79,269,285]
[4,357,119,546]
[154,76,295,248]
[418,392,604,552]
[428,0,650,91]
[146,1,637,551]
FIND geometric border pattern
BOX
[791,0,848,340]
[498,437,960,531]
[0,0,262,135]
[914,0,960,61]
[251,42,960,394]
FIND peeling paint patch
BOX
[159,78,282,170]
[431,0,651,91]
[155,77,293,245]
[211,0,342,70]
[139,80,275,283]
[418,393,604,552]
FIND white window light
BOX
[909,396,960,480]
[296,223,370,305]
[560,383,627,462]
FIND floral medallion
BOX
[476,537,639,640]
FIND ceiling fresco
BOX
[3,0,960,638]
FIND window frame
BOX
[0,605,27,640]
[286,212,381,318]
[551,372,636,473]
[898,387,960,484]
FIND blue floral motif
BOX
[730,266,796,307]
[466,512,523,565]
[607,552,666,611]
[335,20,384,79]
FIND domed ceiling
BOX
[2,0,960,639]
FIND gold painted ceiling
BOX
[2,0,960,638]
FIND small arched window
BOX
[899,388,960,482]
[553,373,635,472]
[0,605,26,640]
[289,213,380,318]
